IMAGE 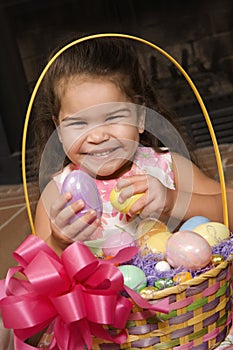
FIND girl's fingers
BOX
[62,210,100,241]
[52,199,85,227]
[50,192,72,218]
[116,175,147,191]
[49,191,101,242]
[118,180,148,203]
[70,217,101,241]
[127,193,148,216]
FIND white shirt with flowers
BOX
[53,147,175,241]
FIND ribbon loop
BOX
[51,285,86,323]
[0,235,169,350]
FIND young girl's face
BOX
[57,76,145,178]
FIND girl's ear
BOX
[138,107,146,134]
[52,116,62,142]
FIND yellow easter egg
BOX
[136,218,168,236]
[142,231,172,254]
[173,271,192,284]
[110,188,143,214]
[136,219,168,246]
[192,222,230,246]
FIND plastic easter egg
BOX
[179,216,210,231]
[141,231,172,254]
[118,265,147,292]
[211,254,224,266]
[136,219,168,246]
[173,271,192,284]
[154,261,171,272]
[154,278,174,290]
[110,188,143,214]
[192,222,230,246]
[61,170,102,222]
[140,286,157,298]
[165,230,212,270]
[102,232,135,256]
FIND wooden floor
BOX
[0,183,38,279]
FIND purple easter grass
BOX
[124,234,233,289]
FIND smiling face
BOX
[57,76,145,179]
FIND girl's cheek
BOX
[62,135,82,155]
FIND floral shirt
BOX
[53,147,175,241]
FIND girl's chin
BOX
[77,158,132,179]
[84,162,133,180]
[85,168,117,179]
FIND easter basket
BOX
[18,34,231,350]
[91,261,232,350]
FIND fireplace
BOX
[0,0,232,184]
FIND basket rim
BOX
[143,259,231,299]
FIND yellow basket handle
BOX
[22,33,228,235]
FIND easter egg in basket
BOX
[141,231,172,254]
[136,218,168,246]
[179,216,210,231]
[102,231,135,256]
[118,265,147,292]
[192,221,230,246]
[61,170,103,223]
[165,230,212,270]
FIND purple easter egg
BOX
[61,170,102,222]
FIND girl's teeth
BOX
[90,150,111,156]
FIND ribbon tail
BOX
[53,318,70,350]
[124,285,170,314]
[72,319,92,350]
[111,295,133,329]
[107,246,139,265]
[54,317,92,350]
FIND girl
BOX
[32,36,233,256]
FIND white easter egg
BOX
[155,261,171,272]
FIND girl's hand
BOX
[115,175,176,219]
[49,191,101,247]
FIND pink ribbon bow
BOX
[0,235,169,349]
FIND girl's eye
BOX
[66,121,87,128]
[106,115,125,122]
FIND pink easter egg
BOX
[165,230,212,271]
[102,232,135,256]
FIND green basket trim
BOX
[186,297,208,311]
[216,312,228,327]
[189,327,207,340]
[126,320,137,328]
[157,309,177,321]
[152,337,180,349]
[216,283,228,297]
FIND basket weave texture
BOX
[92,260,232,350]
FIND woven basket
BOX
[21,34,232,350]
[92,260,232,350]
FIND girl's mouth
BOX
[84,147,121,158]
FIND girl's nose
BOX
[86,126,110,143]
